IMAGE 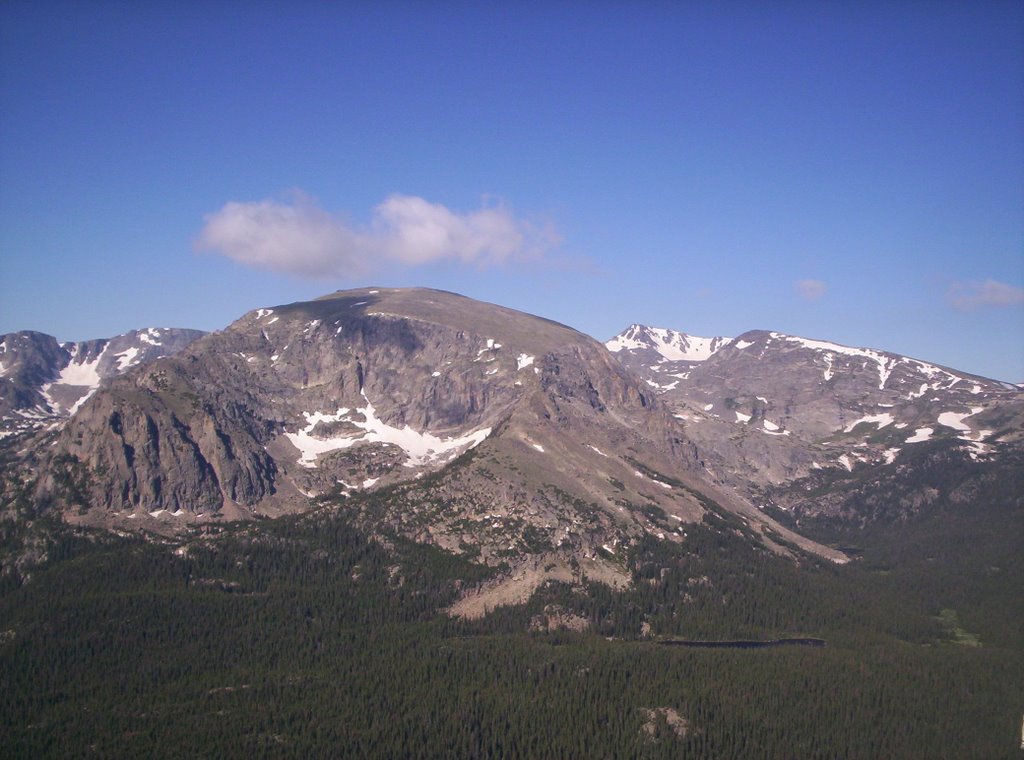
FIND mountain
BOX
[3,293,1021,758]
[0,328,206,439]
[25,288,844,611]
[606,325,1024,521]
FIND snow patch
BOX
[776,334,898,390]
[138,328,163,346]
[905,427,933,443]
[588,445,608,457]
[516,353,535,370]
[733,340,754,350]
[255,309,273,319]
[936,407,982,433]
[735,411,751,423]
[838,455,853,471]
[56,351,102,387]
[762,419,779,431]
[605,325,730,361]
[114,346,140,370]
[963,440,989,460]
[843,412,894,433]
[284,394,491,468]
[532,443,545,453]
[41,346,104,414]
[822,353,834,381]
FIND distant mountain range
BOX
[0,328,205,438]
[2,289,1021,610]
[606,324,1024,522]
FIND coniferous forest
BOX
[1,484,1021,759]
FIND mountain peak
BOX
[1,326,206,438]
[606,324,732,363]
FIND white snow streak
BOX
[905,427,934,443]
[138,328,163,346]
[605,326,730,361]
[843,412,895,433]
[40,346,104,414]
[936,407,982,433]
[823,353,834,381]
[775,334,897,389]
[114,346,140,371]
[285,392,491,469]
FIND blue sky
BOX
[2,2,1022,380]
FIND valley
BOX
[0,287,1020,758]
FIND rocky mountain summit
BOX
[21,288,845,611]
[607,325,1024,520]
[0,328,205,439]
[12,292,1020,613]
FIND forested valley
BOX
[1,484,1021,759]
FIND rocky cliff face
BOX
[33,289,844,607]
[607,325,1024,519]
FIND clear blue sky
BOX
[2,1,1022,380]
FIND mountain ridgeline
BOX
[0,327,205,438]
[23,289,841,610]
[606,323,1024,522]
[1,288,1021,758]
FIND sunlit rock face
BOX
[608,324,1024,518]
[36,288,845,578]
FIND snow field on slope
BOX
[285,391,491,469]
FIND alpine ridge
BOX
[19,288,845,612]
[0,327,206,439]
[607,324,1024,521]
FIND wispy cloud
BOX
[947,279,1024,311]
[795,278,826,301]
[196,191,559,277]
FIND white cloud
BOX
[795,278,826,301]
[196,191,557,278]
[947,279,1024,311]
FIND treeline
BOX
[0,497,1021,758]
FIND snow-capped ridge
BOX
[606,324,732,363]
